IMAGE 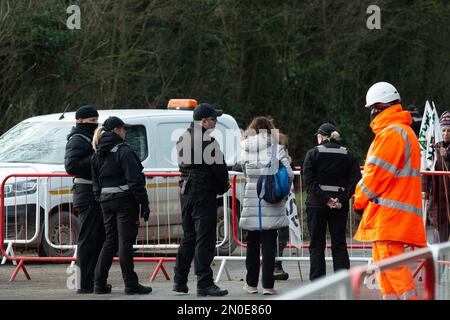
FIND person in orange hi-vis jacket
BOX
[353,82,427,300]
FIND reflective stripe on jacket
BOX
[353,104,427,247]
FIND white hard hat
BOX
[365,82,401,108]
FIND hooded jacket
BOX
[353,104,427,247]
[91,131,149,207]
[64,126,95,207]
[238,133,294,231]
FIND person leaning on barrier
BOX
[239,116,294,295]
[302,122,361,281]
[91,116,152,295]
[173,103,230,297]
[64,105,106,294]
[353,82,427,300]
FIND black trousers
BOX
[94,196,140,289]
[437,205,450,242]
[307,207,350,281]
[276,227,289,256]
[75,202,105,290]
[245,229,278,289]
[174,187,217,289]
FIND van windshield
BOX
[0,121,148,164]
[0,121,72,164]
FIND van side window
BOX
[157,122,190,168]
[125,125,148,161]
[211,122,240,167]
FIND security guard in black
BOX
[91,116,151,295]
[303,123,361,281]
[173,103,229,297]
[64,105,105,294]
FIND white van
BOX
[0,104,243,257]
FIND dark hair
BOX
[243,116,280,143]
[244,116,275,134]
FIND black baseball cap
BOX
[193,103,223,121]
[316,123,337,136]
[102,116,131,131]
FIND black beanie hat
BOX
[75,105,99,119]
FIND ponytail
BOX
[329,131,341,142]
[92,127,105,151]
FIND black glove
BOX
[140,204,150,222]
[354,209,364,215]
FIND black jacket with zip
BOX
[64,127,95,207]
[176,122,229,195]
[91,131,149,207]
[303,140,361,209]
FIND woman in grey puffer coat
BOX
[238,116,294,295]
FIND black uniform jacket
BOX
[91,131,149,207]
[177,122,229,195]
[64,127,95,206]
[303,140,362,209]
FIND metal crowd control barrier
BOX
[409,170,450,292]
[274,270,353,300]
[217,169,450,283]
[1,172,232,282]
[1,173,76,281]
[4,169,450,290]
[214,169,373,282]
[275,242,450,300]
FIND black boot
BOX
[125,283,153,295]
[197,284,228,297]
[273,261,289,280]
[94,284,112,294]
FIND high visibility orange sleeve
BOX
[354,128,405,210]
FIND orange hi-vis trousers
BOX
[372,241,419,300]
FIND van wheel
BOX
[216,205,238,256]
[39,211,79,257]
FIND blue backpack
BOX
[256,160,291,230]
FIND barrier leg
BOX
[215,259,231,283]
[2,242,17,266]
[9,260,31,282]
[441,261,450,284]
[150,260,170,282]
[0,251,6,265]
[70,246,78,268]
[297,260,304,281]
[159,263,170,280]
[413,260,425,281]
[224,263,231,281]
[363,259,372,285]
